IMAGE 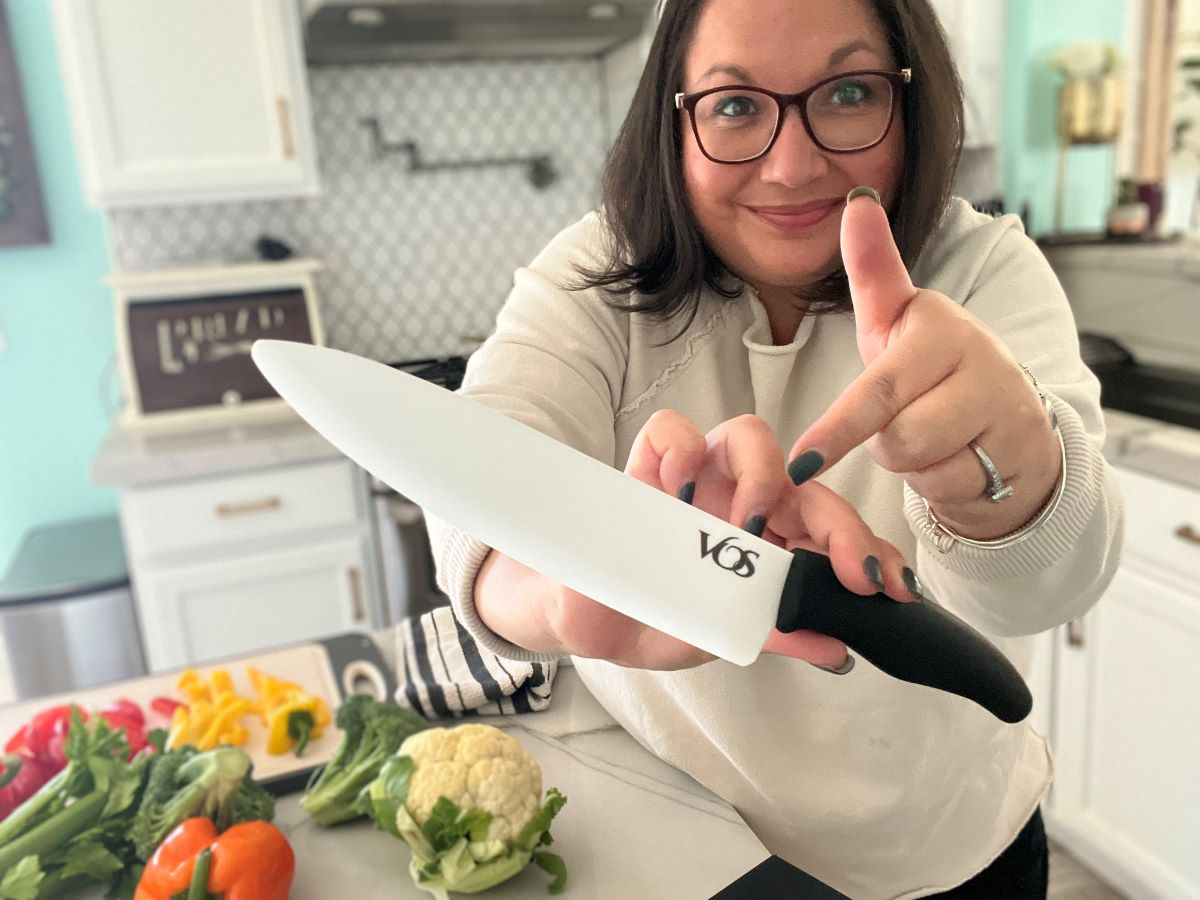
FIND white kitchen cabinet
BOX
[51,0,320,208]
[119,458,380,672]
[1045,465,1200,899]
[135,536,371,670]
[928,0,1006,147]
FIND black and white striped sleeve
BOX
[392,606,559,718]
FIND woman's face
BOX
[680,0,905,295]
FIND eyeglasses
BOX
[674,69,912,164]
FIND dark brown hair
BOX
[577,0,964,330]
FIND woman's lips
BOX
[745,199,843,232]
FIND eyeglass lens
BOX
[691,74,896,161]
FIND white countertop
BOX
[91,416,343,487]
[1103,409,1200,493]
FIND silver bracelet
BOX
[920,366,1066,553]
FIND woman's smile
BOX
[743,197,845,233]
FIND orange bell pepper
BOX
[134,817,294,900]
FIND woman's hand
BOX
[787,190,1061,541]
[538,409,914,671]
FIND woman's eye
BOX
[831,81,870,105]
[714,96,757,117]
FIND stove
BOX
[371,355,470,624]
[388,356,468,392]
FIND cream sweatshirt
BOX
[425,198,1124,898]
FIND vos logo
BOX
[699,531,759,578]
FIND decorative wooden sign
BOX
[107,259,325,430]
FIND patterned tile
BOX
[106,59,609,362]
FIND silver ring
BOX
[968,440,1014,502]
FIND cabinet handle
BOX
[276,96,295,158]
[1066,619,1085,648]
[1175,524,1200,546]
[215,496,282,517]
[348,566,365,623]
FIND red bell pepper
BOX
[0,753,53,823]
[134,817,294,900]
[150,696,184,718]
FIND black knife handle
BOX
[777,549,1032,724]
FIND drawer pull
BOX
[348,566,365,622]
[215,496,282,518]
[276,96,295,158]
[1066,619,1085,648]
[1175,525,1200,546]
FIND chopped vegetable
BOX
[150,696,184,718]
[0,753,53,824]
[247,666,332,756]
[128,744,274,862]
[300,694,429,826]
[366,723,568,899]
[168,668,255,751]
[0,710,149,897]
[133,817,294,900]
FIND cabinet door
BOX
[52,0,319,207]
[135,535,372,672]
[1050,563,1200,899]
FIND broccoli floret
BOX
[301,697,428,827]
[129,746,274,861]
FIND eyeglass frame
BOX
[674,68,913,164]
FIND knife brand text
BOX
[699,531,759,578]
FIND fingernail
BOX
[902,567,925,601]
[863,555,885,592]
[677,481,696,505]
[812,654,856,676]
[743,514,768,538]
[787,450,824,486]
[847,185,881,205]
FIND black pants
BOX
[930,808,1049,898]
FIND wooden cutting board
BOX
[0,633,394,792]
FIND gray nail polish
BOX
[743,514,768,538]
[787,450,824,486]
[812,654,856,676]
[902,567,925,601]
[847,185,881,205]
[677,481,696,505]
[863,555,885,592]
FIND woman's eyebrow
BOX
[695,41,881,87]
[696,63,755,84]
[828,40,876,67]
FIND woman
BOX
[427,0,1124,895]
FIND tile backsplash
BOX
[106,60,609,362]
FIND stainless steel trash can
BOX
[0,516,147,700]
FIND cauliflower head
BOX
[366,723,568,899]
[400,724,542,845]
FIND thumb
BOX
[841,187,916,363]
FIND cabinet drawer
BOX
[123,460,360,558]
[1114,465,1200,587]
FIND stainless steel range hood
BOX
[304,0,656,64]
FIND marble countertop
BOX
[91,416,343,487]
[1103,409,1200,493]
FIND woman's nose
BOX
[757,105,830,187]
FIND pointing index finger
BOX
[787,330,962,481]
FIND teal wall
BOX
[1002,0,1129,237]
[0,1,115,574]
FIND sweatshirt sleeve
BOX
[424,213,630,662]
[901,214,1125,637]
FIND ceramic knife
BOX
[252,340,1031,723]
